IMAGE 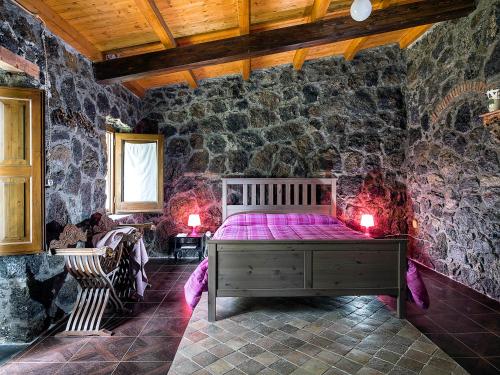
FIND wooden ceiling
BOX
[17,0,450,96]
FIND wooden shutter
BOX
[0,87,44,255]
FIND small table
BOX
[174,233,205,261]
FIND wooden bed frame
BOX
[207,178,407,322]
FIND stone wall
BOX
[138,46,410,252]
[0,0,141,342]
[405,0,500,299]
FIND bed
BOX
[207,178,407,322]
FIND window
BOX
[106,132,164,214]
[0,87,44,255]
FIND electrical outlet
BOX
[46,179,54,187]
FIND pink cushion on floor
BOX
[407,259,430,309]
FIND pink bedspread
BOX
[213,213,367,240]
[185,213,429,310]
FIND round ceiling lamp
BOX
[350,0,372,22]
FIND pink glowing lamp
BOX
[360,214,374,236]
[188,214,201,236]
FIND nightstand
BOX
[174,233,205,261]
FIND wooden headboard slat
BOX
[222,178,337,220]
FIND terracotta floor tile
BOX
[448,298,498,314]
[149,273,181,290]
[454,333,500,356]
[485,356,500,371]
[467,313,500,333]
[0,361,63,375]
[16,337,86,362]
[454,357,500,375]
[407,315,446,334]
[424,334,477,357]
[102,318,149,337]
[155,301,192,318]
[159,265,187,272]
[428,313,489,333]
[141,290,169,303]
[109,303,159,318]
[140,318,190,337]
[123,336,182,362]
[69,337,135,362]
[58,361,118,375]
[113,361,171,375]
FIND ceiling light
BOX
[350,0,372,22]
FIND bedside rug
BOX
[169,294,468,375]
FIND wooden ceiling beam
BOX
[343,0,392,61]
[134,0,176,48]
[133,0,197,89]
[183,70,198,88]
[292,0,331,70]
[399,24,433,48]
[344,37,366,60]
[102,8,346,60]
[15,0,102,61]
[237,0,252,80]
[95,0,477,84]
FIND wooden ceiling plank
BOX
[133,0,177,48]
[343,0,392,61]
[133,0,199,89]
[292,0,332,70]
[237,0,252,79]
[95,0,477,84]
[399,24,433,48]
[15,0,102,61]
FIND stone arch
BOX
[430,81,488,124]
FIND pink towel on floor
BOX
[184,258,209,308]
[407,259,430,309]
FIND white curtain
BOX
[123,142,158,202]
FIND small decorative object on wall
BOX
[360,214,375,236]
[486,89,500,112]
[350,0,372,21]
[188,214,201,236]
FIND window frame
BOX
[113,133,164,214]
[0,87,44,255]
[105,128,115,214]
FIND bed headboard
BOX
[221,178,337,221]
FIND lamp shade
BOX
[360,214,374,228]
[188,214,201,227]
[350,0,372,22]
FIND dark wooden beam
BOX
[95,0,476,84]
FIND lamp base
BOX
[189,227,198,236]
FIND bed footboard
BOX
[208,239,407,322]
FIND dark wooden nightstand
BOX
[174,233,205,261]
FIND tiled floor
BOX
[403,266,500,375]
[0,258,498,375]
[172,293,468,375]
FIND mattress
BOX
[213,213,368,240]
